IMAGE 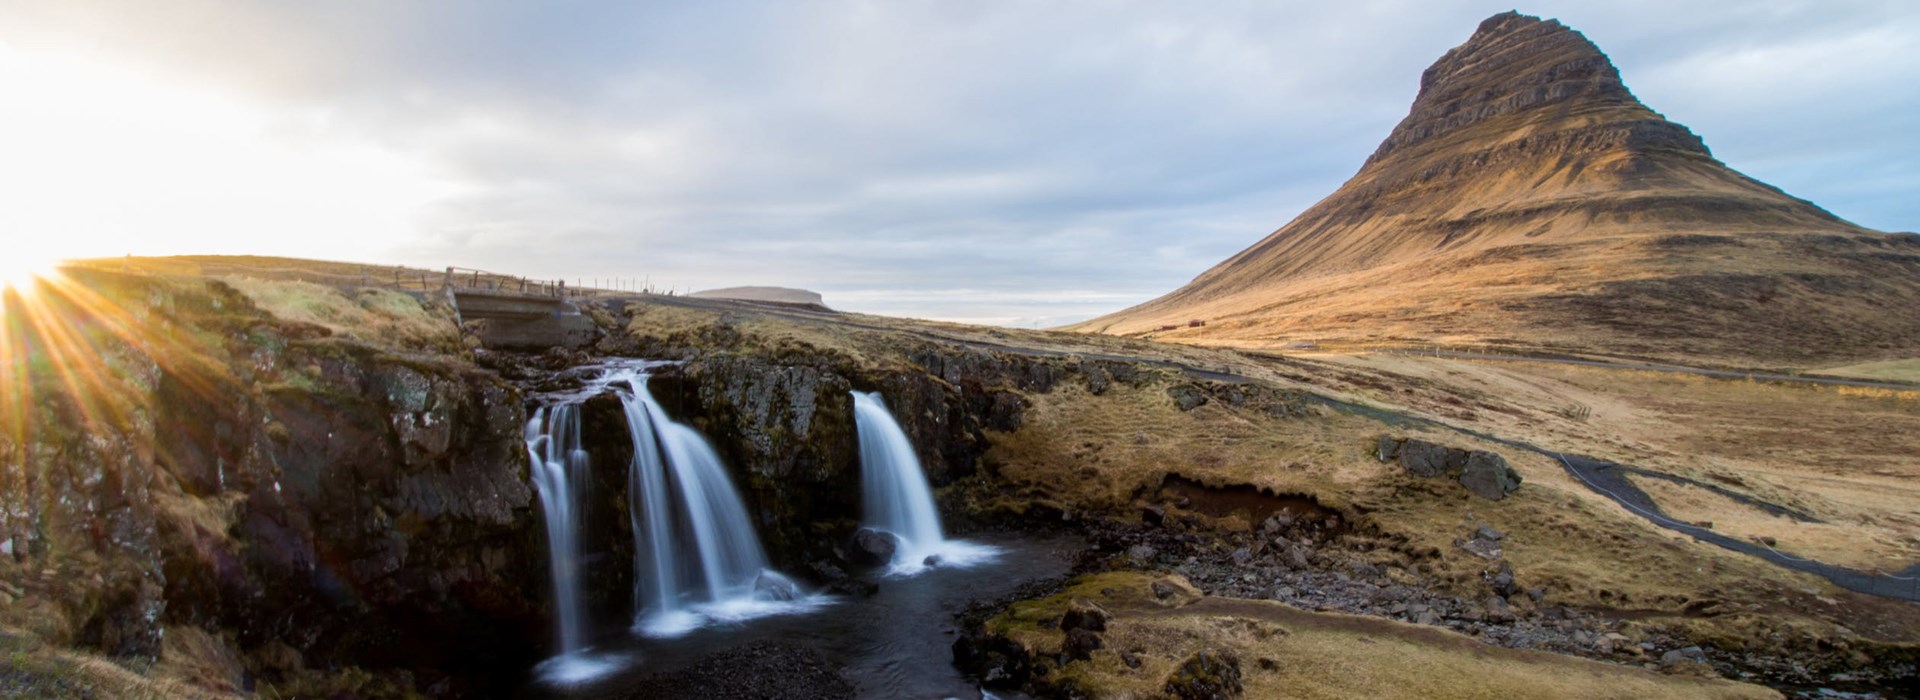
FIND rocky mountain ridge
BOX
[1074,12,1919,368]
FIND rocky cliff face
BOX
[1074,12,1919,367]
[0,271,546,695]
[643,345,1054,567]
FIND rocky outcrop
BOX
[1164,647,1244,700]
[0,273,546,696]
[1376,437,1521,500]
[1459,450,1524,500]
[1365,11,1707,166]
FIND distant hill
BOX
[690,286,829,309]
[1072,12,1920,369]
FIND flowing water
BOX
[524,404,616,683]
[611,369,825,638]
[524,361,823,684]
[852,390,1000,575]
[521,533,1079,700]
[523,363,1051,694]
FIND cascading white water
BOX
[853,392,945,555]
[601,364,824,637]
[523,360,824,683]
[524,404,613,683]
[852,390,999,575]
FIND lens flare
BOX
[0,255,56,296]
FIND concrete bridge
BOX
[436,268,597,349]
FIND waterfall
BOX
[604,364,825,637]
[851,390,999,575]
[524,405,613,683]
[523,360,824,682]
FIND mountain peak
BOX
[1366,11,1702,166]
[1071,13,1907,367]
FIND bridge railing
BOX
[433,267,584,298]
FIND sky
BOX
[1,1,1915,327]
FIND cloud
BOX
[3,0,1915,325]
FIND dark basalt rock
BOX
[1062,628,1103,661]
[953,633,1032,689]
[1061,598,1110,633]
[1,276,549,695]
[1459,450,1523,500]
[1168,385,1210,412]
[1395,439,1465,478]
[850,528,899,566]
[1382,437,1521,500]
[1163,647,1243,700]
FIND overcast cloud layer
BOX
[3,1,1916,326]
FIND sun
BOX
[0,255,55,288]
[0,254,58,298]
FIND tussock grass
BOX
[221,277,459,354]
[0,625,235,699]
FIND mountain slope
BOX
[1073,12,1920,368]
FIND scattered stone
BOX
[1475,525,1506,541]
[1061,598,1111,633]
[1659,646,1712,675]
[1141,505,1167,526]
[753,572,801,602]
[1375,435,1401,462]
[1128,544,1159,563]
[1063,628,1104,661]
[850,528,899,566]
[1164,647,1243,700]
[1286,545,1311,570]
[1458,536,1503,560]
[1485,595,1515,623]
[1168,385,1211,412]
[923,554,944,567]
[1527,587,1546,602]
[1491,570,1516,597]
[1397,439,1463,478]
[1120,651,1143,669]
[1150,575,1205,606]
[1257,657,1280,672]
[1459,451,1523,500]
[1230,547,1253,566]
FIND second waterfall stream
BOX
[851,390,999,575]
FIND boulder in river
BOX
[851,528,899,566]
[754,571,802,602]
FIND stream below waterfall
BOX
[515,532,1080,699]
